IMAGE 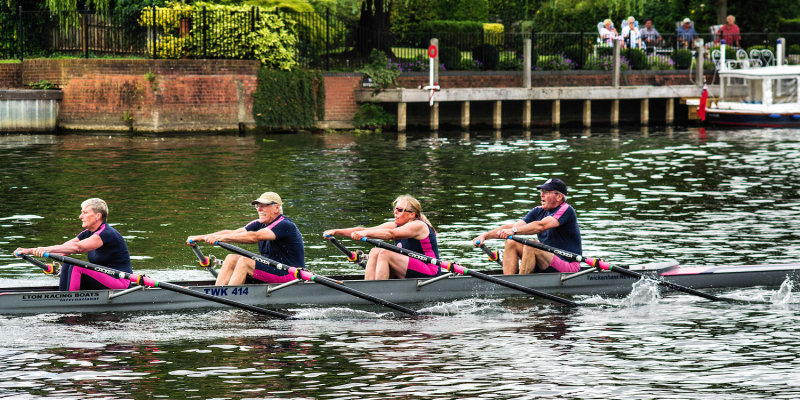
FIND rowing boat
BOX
[1,261,797,314]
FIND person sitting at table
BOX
[640,19,662,52]
[676,18,697,49]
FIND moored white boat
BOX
[704,65,800,127]
[1,261,798,314]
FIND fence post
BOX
[613,38,620,87]
[17,6,23,62]
[152,5,157,59]
[83,4,89,58]
[326,8,330,71]
[202,6,207,58]
[523,38,531,88]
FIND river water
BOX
[0,128,799,399]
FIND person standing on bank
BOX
[472,178,582,274]
[15,198,132,291]
[187,192,305,286]
[323,195,441,280]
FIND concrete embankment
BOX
[0,60,711,132]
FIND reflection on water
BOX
[0,127,799,398]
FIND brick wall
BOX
[19,59,260,132]
[0,64,22,88]
[321,73,361,129]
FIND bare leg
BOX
[503,240,523,274]
[519,246,538,274]
[376,250,411,279]
[228,257,256,285]
[215,254,241,286]
[364,248,382,280]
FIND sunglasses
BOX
[394,207,413,214]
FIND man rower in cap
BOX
[187,192,305,286]
[471,178,582,274]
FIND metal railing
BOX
[1,6,798,71]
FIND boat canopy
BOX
[719,66,800,107]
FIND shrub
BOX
[439,46,462,70]
[672,49,693,69]
[483,23,504,46]
[789,44,800,55]
[624,48,647,70]
[498,57,522,70]
[357,49,401,91]
[537,53,576,70]
[584,55,630,71]
[252,69,325,130]
[353,103,395,129]
[471,44,499,70]
[563,45,586,68]
[647,54,675,70]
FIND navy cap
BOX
[537,178,567,195]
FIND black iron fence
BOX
[2,6,799,71]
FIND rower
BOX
[323,195,442,280]
[15,198,132,291]
[187,191,305,286]
[472,178,582,274]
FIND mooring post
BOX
[493,101,502,129]
[397,103,407,132]
[640,98,649,126]
[582,99,591,128]
[461,101,470,130]
[552,100,561,128]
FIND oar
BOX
[507,235,725,302]
[39,252,292,319]
[188,239,219,277]
[324,234,367,268]
[359,237,578,307]
[477,242,502,266]
[15,253,59,275]
[213,241,420,316]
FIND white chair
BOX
[761,49,776,66]
[711,49,722,69]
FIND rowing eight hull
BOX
[0,264,798,314]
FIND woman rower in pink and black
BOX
[187,192,305,286]
[15,198,132,291]
[324,195,441,280]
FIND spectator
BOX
[640,19,662,51]
[621,17,642,49]
[676,18,698,49]
[599,19,618,44]
[717,15,741,47]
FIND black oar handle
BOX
[360,237,578,307]
[324,235,367,268]
[15,252,59,275]
[478,243,502,266]
[42,252,291,319]
[215,241,419,317]
[507,235,725,302]
[188,240,218,278]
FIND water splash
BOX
[620,278,661,307]
[770,277,795,306]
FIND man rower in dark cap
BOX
[187,191,305,286]
[472,178,582,274]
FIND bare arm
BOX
[352,220,427,241]
[17,235,103,257]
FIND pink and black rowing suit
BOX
[59,223,132,291]
[522,202,582,273]
[243,215,305,284]
[396,222,442,278]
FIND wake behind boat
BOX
[1,262,798,315]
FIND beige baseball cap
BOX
[251,192,282,205]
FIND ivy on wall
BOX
[252,69,325,129]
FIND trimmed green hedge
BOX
[253,69,325,130]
